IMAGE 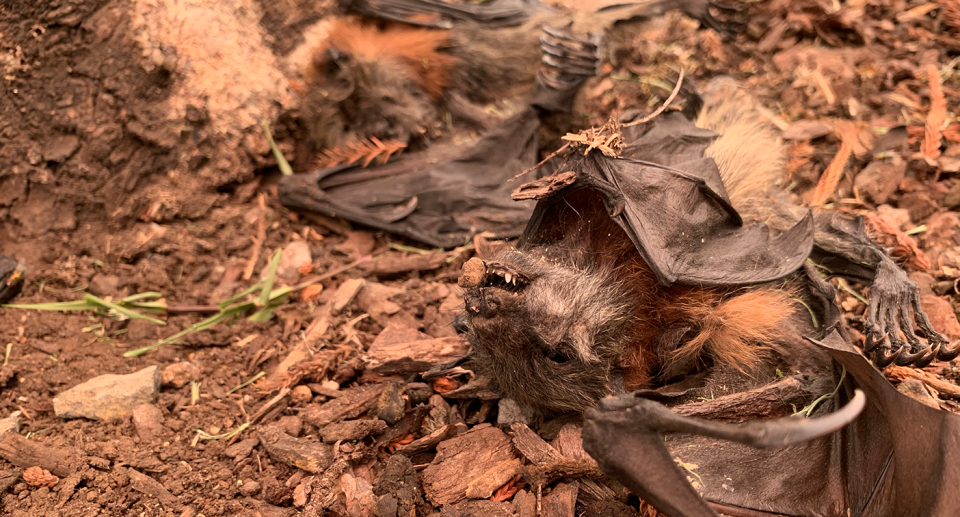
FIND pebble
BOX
[276,415,303,437]
[54,366,161,421]
[376,382,406,425]
[290,385,313,406]
[0,411,21,438]
[239,480,261,497]
[223,438,259,459]
[496,398,534,427]
[274,241,312,282]
[88,274,120,296]
[132,404,165,441]
[162,362,199,388]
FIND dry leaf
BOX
[431,377,460,394]
[864,213,931,270]
[23,466,58,488]
[810,120,857,206]
[317,137,406,169]
[922,64,947,166]
[300,284,324,302]
[385,433,416,454]
[491,474,523,502]
[297,263,315,276]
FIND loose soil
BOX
[1,0,960,516]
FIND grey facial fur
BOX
[460,248,632,412]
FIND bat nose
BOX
[464,290,500,318]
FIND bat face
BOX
[458,249,632,413]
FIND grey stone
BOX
[0,411,20,437]
[54,366,161,421]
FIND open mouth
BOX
[482,262,529,293]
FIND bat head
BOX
[457,249,632,413]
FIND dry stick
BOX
[509,142,572,182]
[243,196,268,281]
[164,256,371,315]
[622,68,685,128]
[510,69,686,183]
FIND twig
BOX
[243,194,268,281]
[623,68,685,128]
[509,142,571,182]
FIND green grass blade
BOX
[218,282,262,309]
[2,300,96,311]
[120,292,164,303]
[261,120,293,176]
[84,294,166,325]
[123,311,233,357]
[258,248,282,309]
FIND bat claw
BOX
[895,345,931,367]
[937,341,960,362]
[873,346,902,368]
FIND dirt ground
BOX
[1,0,960,516]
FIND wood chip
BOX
[0,433,84,478]
[365,335,469,375]
[510,423,564,465]
[422,424,517,505]
[541,482,579,517]
[301,384,384,427]
[258,425,334,473]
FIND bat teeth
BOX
[504,273,513,284]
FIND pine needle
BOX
[922,64,947,166]
[810,120,857,206]
[317,137,406,168]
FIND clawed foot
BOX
[864,258,959,368]
[679,0,746,37]
[538,25,603,91]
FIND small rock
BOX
[320,419,388,444]
[898,191,938,224]
[290,385,313,406]
[496,398,533,427]
[239,480,261,497]
[274,241,312,282]
[920,295,960,340]
[43,134,80,163]
[132,404,165,442]
[853,157,905,205]
[782,120,832,141]
[276,415,303,437]
[162,362,199,388]
[909,272,937,297]
[897,378,941,410]
[54,366,161,421]
[223,438,259,459]
[0,411,20,438]
[377,383,406,425]
[405,383,432,406]
[87,275,120,296]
